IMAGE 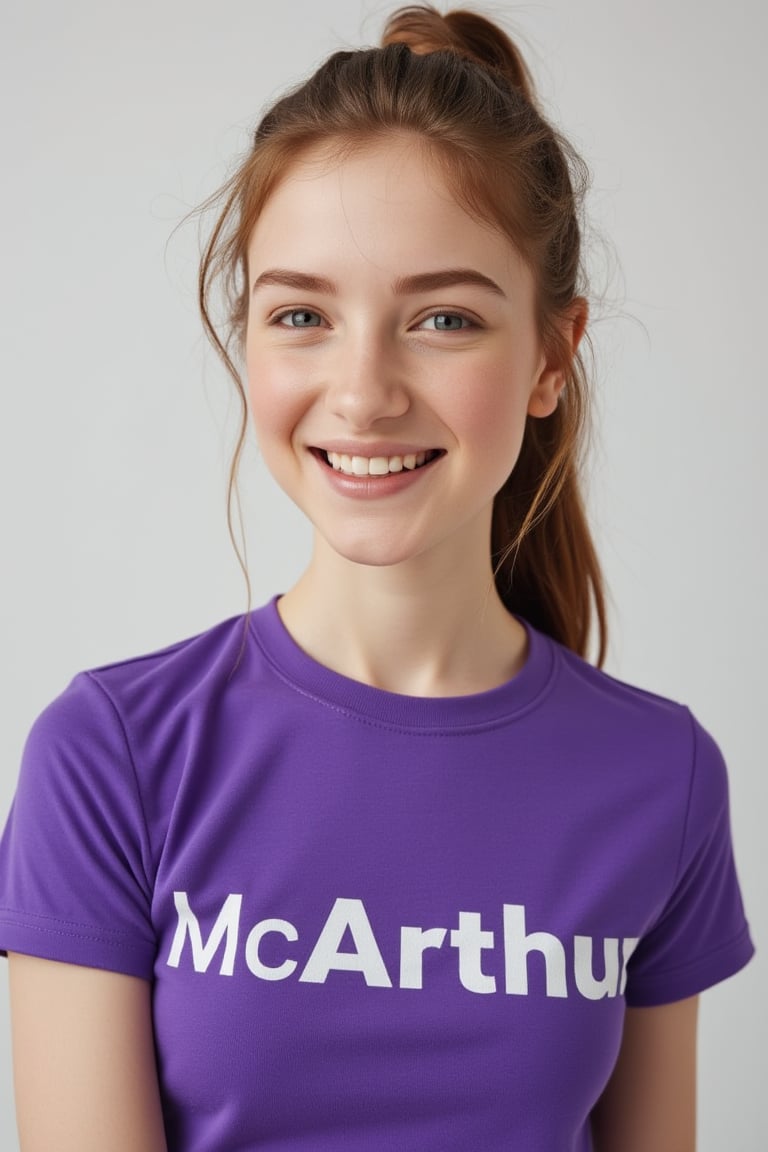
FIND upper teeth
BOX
[326,451,429,476]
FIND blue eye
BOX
[277,309,322,328]
[422,313,471,331]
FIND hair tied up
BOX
[198,1,607,665]
[382,4,537,106]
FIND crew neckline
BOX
[249,596,558,732]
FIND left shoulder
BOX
[542,629,708,762]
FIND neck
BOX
[277,535,528,697]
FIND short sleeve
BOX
[0,673,157,978]
[625,709,755,1006]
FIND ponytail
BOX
[200,5,608,665]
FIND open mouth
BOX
[315,449,444,478]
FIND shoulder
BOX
[83,610,251,708]
[534,631,754,1001]
[531,626,733,832]
[5,610,266,953]
[19,609,259,815]
[44,607,260,724]
[539,627,702,757]
[553,634,687,716]
[0,616,259,978]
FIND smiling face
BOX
[245,135,567,573]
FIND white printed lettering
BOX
[400,926,447,989]
[620,937,640,995]
[503,903,568,997]
[450,911,496,993]
[167,891,242,976]
[574,935,619,999]
[245,918,298,980]
[165,892,642,1001]
[299,897,392,987]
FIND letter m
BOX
[166,891,242,976]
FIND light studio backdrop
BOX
[1,1,764,1147]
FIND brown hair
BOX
[200,4,608,666]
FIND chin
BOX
[317,529,428,571]
[331,544,419,570]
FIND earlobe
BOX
[527,298,588,419]
[527,368,565,418]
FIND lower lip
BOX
[311,451,443,499]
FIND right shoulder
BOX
[22,609,253,787]
[0,609,264,977]
[82,609,253,713]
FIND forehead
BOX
[246,136,529,287]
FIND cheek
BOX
[245,353,304,453]
[444,366,531,457]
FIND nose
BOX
[323,330,410,430]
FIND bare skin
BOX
[245,137,579,697]
[8,954,167,1152]
[8,139,699,1149]
[591,996,699,1151]
[8,950,697,1150]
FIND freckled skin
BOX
[245,136,564,573]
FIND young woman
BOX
[0,5,754,1150]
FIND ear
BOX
[527,297,589,418]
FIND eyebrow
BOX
[251,267,506,298]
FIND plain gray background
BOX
[1,1,764,1147]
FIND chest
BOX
[144,722,669,1149]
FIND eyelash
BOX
[269,308,478,332]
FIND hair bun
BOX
[382,4,536,105]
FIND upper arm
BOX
[591,995,699,1152]
[8,952,167,1152]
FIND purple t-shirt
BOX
[0,599,754,1150]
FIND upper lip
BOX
[311,442,442,457]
